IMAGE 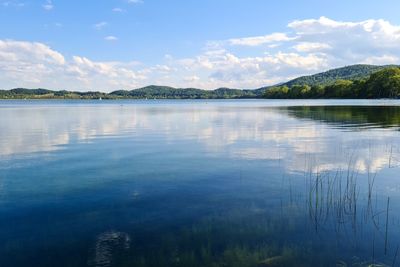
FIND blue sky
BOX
[1,0,400,91]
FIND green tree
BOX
[365,67,400,98]
[324,80,354,98]
[263,86,289,98]
[309,85,325,98]
[288,85,311,98]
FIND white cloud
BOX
[193,16,400,88]
[94,21,108,30]
[293,42,331,52]
[0,40,65,86]
[362,55,399,65]
[2,1,25,8]
[171,48,327,89]
[42,0,53,10]
[112,7,125,12]
[0,40,146,91]
[229,33,295,46]
[287,16,400,66]
[1,17,400,91]
[127,0,143,4]
[151,64,173,73]
[288,16,348,34]
[0,40,65,65]
[66,56,147,89]
[183,75,200,83]
[104,36,118,41]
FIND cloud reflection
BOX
[0,101,399,174]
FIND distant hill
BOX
[6,88,54,95]
[109,85,256,99]
[0,88,109,99]
[263,66,400,99]
[282,64,397,87]
[1,64,399,99]
[0,85,257,99]
[255,64,399,96]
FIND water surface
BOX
[1,100,400,267]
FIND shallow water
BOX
[1,99,400,267]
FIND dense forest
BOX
[280,64,395,87]
[110,86,258,99]
[264,67,400,99]
[1,64,399,99]
[0,86,258,99]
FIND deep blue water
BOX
[1,100,400,267]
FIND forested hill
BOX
[109,86,257,99]
[256,64,398,93]
[282,64,397,87]
[1,64,399,99]
[264,66,400,99]
[0,86,257,99]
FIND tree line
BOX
[263,67,400,99]
[1,66,400,100]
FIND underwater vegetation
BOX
[85,162,399,267]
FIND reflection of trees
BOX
[284,106,400,129]
[2,103,399,175]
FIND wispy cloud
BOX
[2,17,400,91]
[104,36,118,41]
[2,0,25,8]
[112,7,125,12]
[42,0,53,10]
[127,0,143,4]
[229,33,295,46]
[0,40,144,91]
[94,21,108,30]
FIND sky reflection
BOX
[1,100,399,175]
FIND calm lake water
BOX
[1,99,400,267]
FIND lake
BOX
[1,99,400,267]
